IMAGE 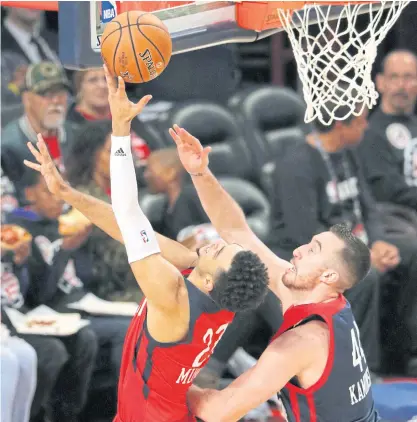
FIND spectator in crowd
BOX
[267,99,417,376]
[1,170,97,422]
[1,7,60,102]
[65,120,140,301]
[145,148,208,239]
[2,62,75,177]
[358,49,417,210]
[7,166,131,394]
[67,68,152,171]
[0,323,37,422]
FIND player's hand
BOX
[169,124,212,175]
[370,240,400,273]
[103,64,152,136]
[61,225,92,251]
[23,135,69,198]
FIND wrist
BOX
[57,181,71,200]
[190,169,209,177]
[112,121,131,137]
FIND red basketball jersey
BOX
[114,277,234,422]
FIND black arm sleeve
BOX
[358,130,417,210]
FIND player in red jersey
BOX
[169,127,379,422]
[23,66,269,422]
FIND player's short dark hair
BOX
[330,224,371,288]
[209,250,269,312]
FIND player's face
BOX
[282,231,344,291]
[80,69,109,109]
[196,239,243,279]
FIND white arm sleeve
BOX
[110,135,161,263]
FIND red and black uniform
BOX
[114,276,234,422]
[273,295,380,422]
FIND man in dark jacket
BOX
[357,50,417,210]
[2,62,76,176]
[268,100,417,376]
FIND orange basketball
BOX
[101,11,172,84]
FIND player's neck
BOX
[307,133,345,153]
[284,288,339,312]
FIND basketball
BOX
[100,11,172,84]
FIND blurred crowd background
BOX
[1,4,417,422]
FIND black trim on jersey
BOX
[133,328,144,373]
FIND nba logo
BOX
[100,1,117,24]
[141,230,149,243]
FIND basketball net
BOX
[277,1,410,125]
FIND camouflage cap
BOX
[23,61,71,95]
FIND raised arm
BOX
[169,126,291,288]
[106,66,187,312]
[24,138,198,272]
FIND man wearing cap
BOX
[2,62,75,185]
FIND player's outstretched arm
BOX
[188,323,324,422]
[106,65,185,311]
[169,126,291,287]
[23,138,198,271]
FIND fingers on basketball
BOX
[117,76,126,95]
[103,64,117,94]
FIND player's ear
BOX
[319,269,339,285]
[203,274,215,293]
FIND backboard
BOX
[59,1,289,69]
[59,1,398,71]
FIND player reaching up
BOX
[23,65,269,422]
[168,127,380,422]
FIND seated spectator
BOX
[267,98,417,376]
[7,167,131,393]
[1,7,60,102]
[358,50,417,210]
[67,68,151,169]
[144,148,211,239]
[65,120,140,301]
[0,323,37,422]
[1,176,97,422]
[2,62,75,176]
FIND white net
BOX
[277,1,410,125]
